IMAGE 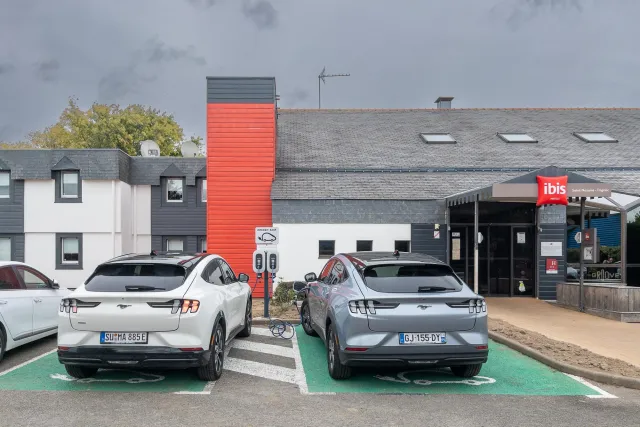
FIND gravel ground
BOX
[489,318,640,379]
[252,299,300,320]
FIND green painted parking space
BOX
[0,352,208,393]
[295,327,599,396]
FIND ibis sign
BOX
[255,227,279,246]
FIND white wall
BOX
[23,180,152,288]
[273,223,411,282]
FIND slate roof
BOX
[273,108,640,199]
[0,149,206,185]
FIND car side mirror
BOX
[238,273,250,283]
[51,279,60,289]
[293,281,307,292]
[304,272,317,283]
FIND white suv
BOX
[57,251,253,381]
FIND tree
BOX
[0,141,35,149]
[26,97,200,156]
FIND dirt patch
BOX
[252,299,300,320]
[489,318,640,379]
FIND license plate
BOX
[100,332,148,344]
[399,333,446,345]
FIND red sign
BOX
[536,175,568,206]
[546,258,558,274]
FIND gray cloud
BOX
[0,63,15,75]
[35,59,60,82]
[492,0,585,30]
[185,0,217,9]
[98,37,206,102]
[242,0,278,30]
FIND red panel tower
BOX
[206,77,276,297]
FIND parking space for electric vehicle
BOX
[294,326,613,397]
[0,328,301,394]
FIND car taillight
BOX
[348,300,398,315]
[148,299,200,314]
[446,299,486,313]
[60,299,101,313]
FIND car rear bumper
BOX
[58,346,210,369]
[339,350,489,368]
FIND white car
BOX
[57,251,253,381]
[0,261,68,361]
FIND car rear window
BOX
[361,263,463,293]
[84,263,188,292]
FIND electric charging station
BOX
[254,227,279,317]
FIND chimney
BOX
[434,97,454,109]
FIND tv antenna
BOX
[318,67,350,109]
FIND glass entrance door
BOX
[489,226,511,295]
[512,227,535,296]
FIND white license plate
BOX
[399,333,446,345]
[100,332,148,344]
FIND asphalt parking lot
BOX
[1,327,639,427]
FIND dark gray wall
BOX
[272,200,445,224]
[411,224,447,262]
[206,77,276,104]
[538,205,567,300]
[150,182,206,242]
[0,179,25,262]
[151,235,203,253]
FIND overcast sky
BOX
[1,0,639,142]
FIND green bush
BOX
[273,281,295,305]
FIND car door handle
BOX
[34,298,42,303]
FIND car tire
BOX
[197,321,225,381]
[65,365,99,379]
[237,298,252,338]
[450,364,483,378]
[327,323,351,380]
[0,327,6,362]
[300,301,317,336]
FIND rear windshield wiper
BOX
[125,285,165,291]
[417,286,450,293]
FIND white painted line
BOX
[290,331,310,395]
[0,349,56,377]
[230,339,295,358]
[251,328,278,338]
[224,357,297,384]
[173,339,233,395]
[564,373,618,399]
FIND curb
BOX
[489,331,640,391]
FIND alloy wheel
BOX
[328,329,335,369]
[213,326,224,374]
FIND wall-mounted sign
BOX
[546,258,558,274]
[517,232,526,244]
[451,238,461,261]
[255,227,279,246]
[478,232,484,244]
[434,230,440,239]
[536,175,568,206]
[541,241,562,257]
[574,232,581,244]
[452,232,461,238]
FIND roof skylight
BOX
[573,132,618,143]
[497,133,537,143]
[420,133,456,144]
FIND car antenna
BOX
[150,249,157,257]
[393,250,400,259]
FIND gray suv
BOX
[295,251,488,380]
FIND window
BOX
[0,237,10,261]
[497,133,537,143]
[319,240,335,258]
[199,237,207,253]
[219,259,237,285]
[201,179,207,203]
[202,259,225,286]
[328,261,349,285]
[318,259,336,283]
[395,240,411,253]
[0,172,9,199]
[361,264,463,293]
[16,266,49,289]
[0,267,21,290]
[420,133,456,144]
[56,233,83,270]
[62,237,80,263]
[166,238,184,252]
[166,178,184,202]
[61,171,79,198]
[573,132,618,143]
[84,263,188,292]
[356,240,373,251]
